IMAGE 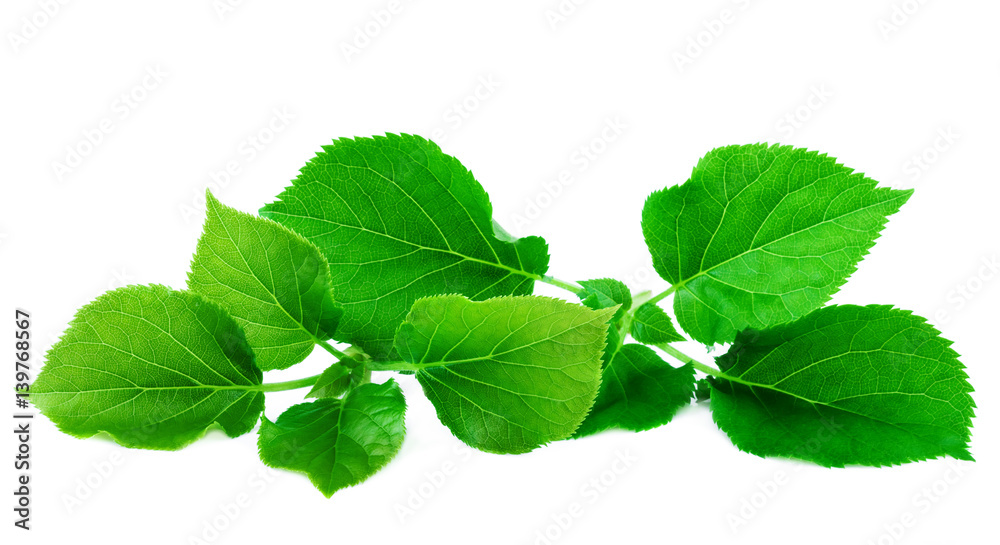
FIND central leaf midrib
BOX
[669,193,908,296]
[266,211,539,283]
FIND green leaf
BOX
[642,144,912,345]
[32,285,264,450]
[578,278,632,322]
[694,378,711,402]
[187,191,343,371]
[630,303,684,345]
[258,380,406,497]
[305,362,352,399]
[260,134,550,360]
[394,295,613,454]
[709,305,975,467]
[574,344,695,437]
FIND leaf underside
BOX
[709,304,975,467]
[261,134,550,360]
[188,191,343,371]
[33,285,264,450]
[642,144,913,346]
[574,344,695,438]
[395,295,613,454]
[258,380,406,497]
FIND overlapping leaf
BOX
[258,380,406,497]
[33,285,264,450]
[630,303,684,345]
[260,134,550,360]
[709,305,975,467]
[574,344,695,437]
[394,295,613,453]
[188,191,342,371]
[642,144,912,345]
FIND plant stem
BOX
[317,339,349,360]
[367,360,423,372]
[258,373,324,392]
[537,274,584,295]
[645,283,680,308]
[657,343,723,378]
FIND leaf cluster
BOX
[34,136,976,497]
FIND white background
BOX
[2,1,998,544]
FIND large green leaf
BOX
[260,134,550,360]
[709,305,975,467]
[394,295,613,454]
[642,144,912,345]
[258,380,406,497]
[33,285,264,450]
[574,344,694,438]
[188,191,343,371]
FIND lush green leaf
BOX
[694,377,712,402]
[260,134,550,360]
[574,344,695,437]
[188,191,343,371]
[306,362,352,399]
[642,144,912,345]
[394,295,613,453]
[630,303,684,345]
[578,278,632,322]
[709,305,975,467]
[258,380,406,497]
[33,285,264,450]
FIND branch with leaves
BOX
[33,135,976,497]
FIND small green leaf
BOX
[642,144,912,345]
[33,285,264,450]
[188,191,343,371]
[258,380,406,497]
[261,134,550,360]
[395,295,613,454]
[578,278,632,322]
[709,305,975,467]
[630,303,684,345]
[574,344,695,438]
[305,363,352,399]
[694,378,711,402]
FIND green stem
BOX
[258,373,324,392]
[317,339,349,360]
[367,360,423,372]
[657,343,723,378]
[645,283,680,308]
[538,274,584,295]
